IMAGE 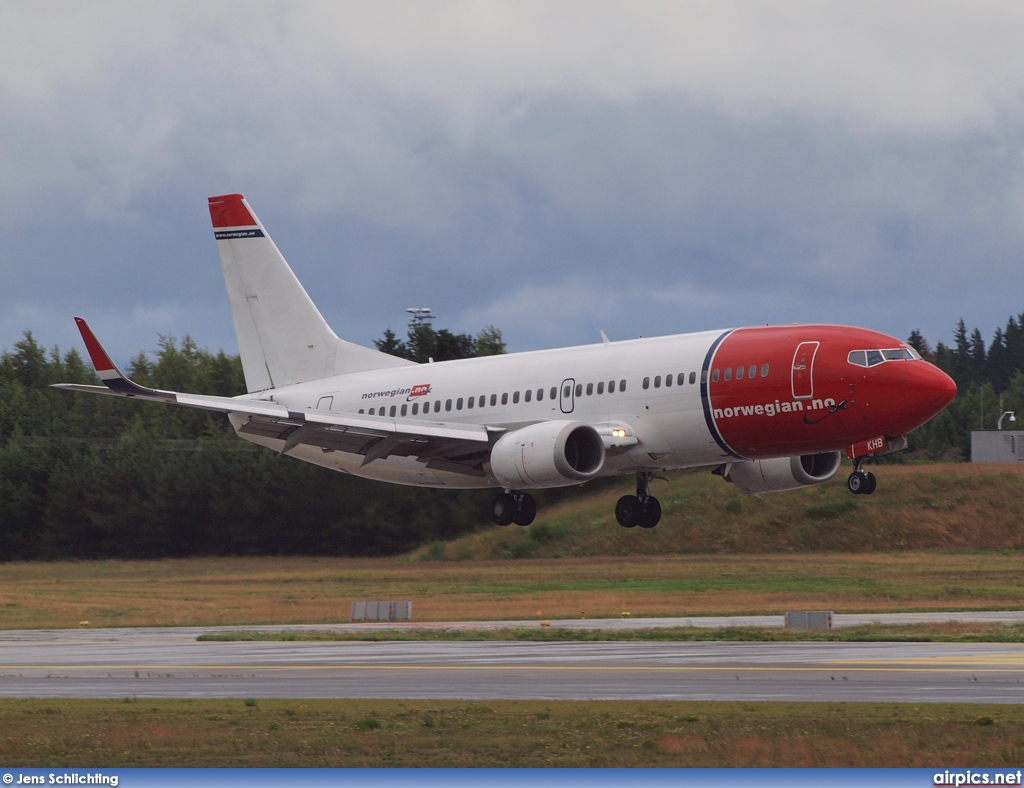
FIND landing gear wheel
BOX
[638,496,661,529]
[848,470,878,495]
[491,493,516,526]
[615,495,641,528]
[513,494,537,526]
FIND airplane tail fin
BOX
[208,194,413,393]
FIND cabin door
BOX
[791,342,819,400]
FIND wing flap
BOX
[55,318,499,471]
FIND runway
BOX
[3,614,1024,702]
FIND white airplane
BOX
[57,194,957,528]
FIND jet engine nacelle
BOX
[490,420,605,489]
[724,451,842,494]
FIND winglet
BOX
[74,317,120,376]
[72,318,172,400]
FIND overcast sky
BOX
[3,2,1023,366]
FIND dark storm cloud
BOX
[2,2,1023,364]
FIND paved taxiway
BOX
[3,613,1024,702]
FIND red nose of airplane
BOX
[905,361,957,424]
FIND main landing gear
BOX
[491,491,537,526]
[615,472,662,529]
[847,461,877,495]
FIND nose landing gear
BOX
[491,491,537,526]
[847,461,877,495]
[615,472,662,528]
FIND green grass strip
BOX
[198,622,1024,643]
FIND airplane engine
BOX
[723,451,842,494]
[489,421,605,489]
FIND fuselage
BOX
[230,323,956,489]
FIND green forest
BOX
[1,315,1022,560]
[0,324,504,561]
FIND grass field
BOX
[0,698,1019,767]
[0,465,1022,630]
[421,463,1024,561]
[3,550,1024,630]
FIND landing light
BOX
[612,428,627,438]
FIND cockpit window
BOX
[883,348,919,361]
[848,347,919,368]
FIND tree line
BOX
[1,313,1022,561]
[0,323,504,561]
[906,312,1024,460]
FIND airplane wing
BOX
[53,318,501,477]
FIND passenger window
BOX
[654,375,661,388]
[562,386,570,399]
[457,398,463,410]
[712,369,719,383]
[665,374,673,387]
[412,403,418,415]
[389,405,397,417]
[550,387,557,399]
[749,365,756,379]
[689,371,696,385]
[445,399,452,412]
[643,377,650,390]
[359,409,365,414]
[368,407,375,415]
[401,404,408,416]
[490,394,497,406]
[609,380,616,393]
[435,401,441,413]
[677,373,685,386]
[513,391,520,404]
[761,364,769,378]
[575,384,582,397]
[597,381,604,394]
[525,389,532,402]
[620,379,626,391]
[736,366,744,380]
[502,393,509,405]
[586,383,593,395]
[724,368,731,381]
[537,388,544,401]
[467,396,474,409]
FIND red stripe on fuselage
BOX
[707,325,955,458]
[208,194,257,228]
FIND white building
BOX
[971,430,1024,463]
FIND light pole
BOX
[405,307,434,327]
[995,392,1011,429]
